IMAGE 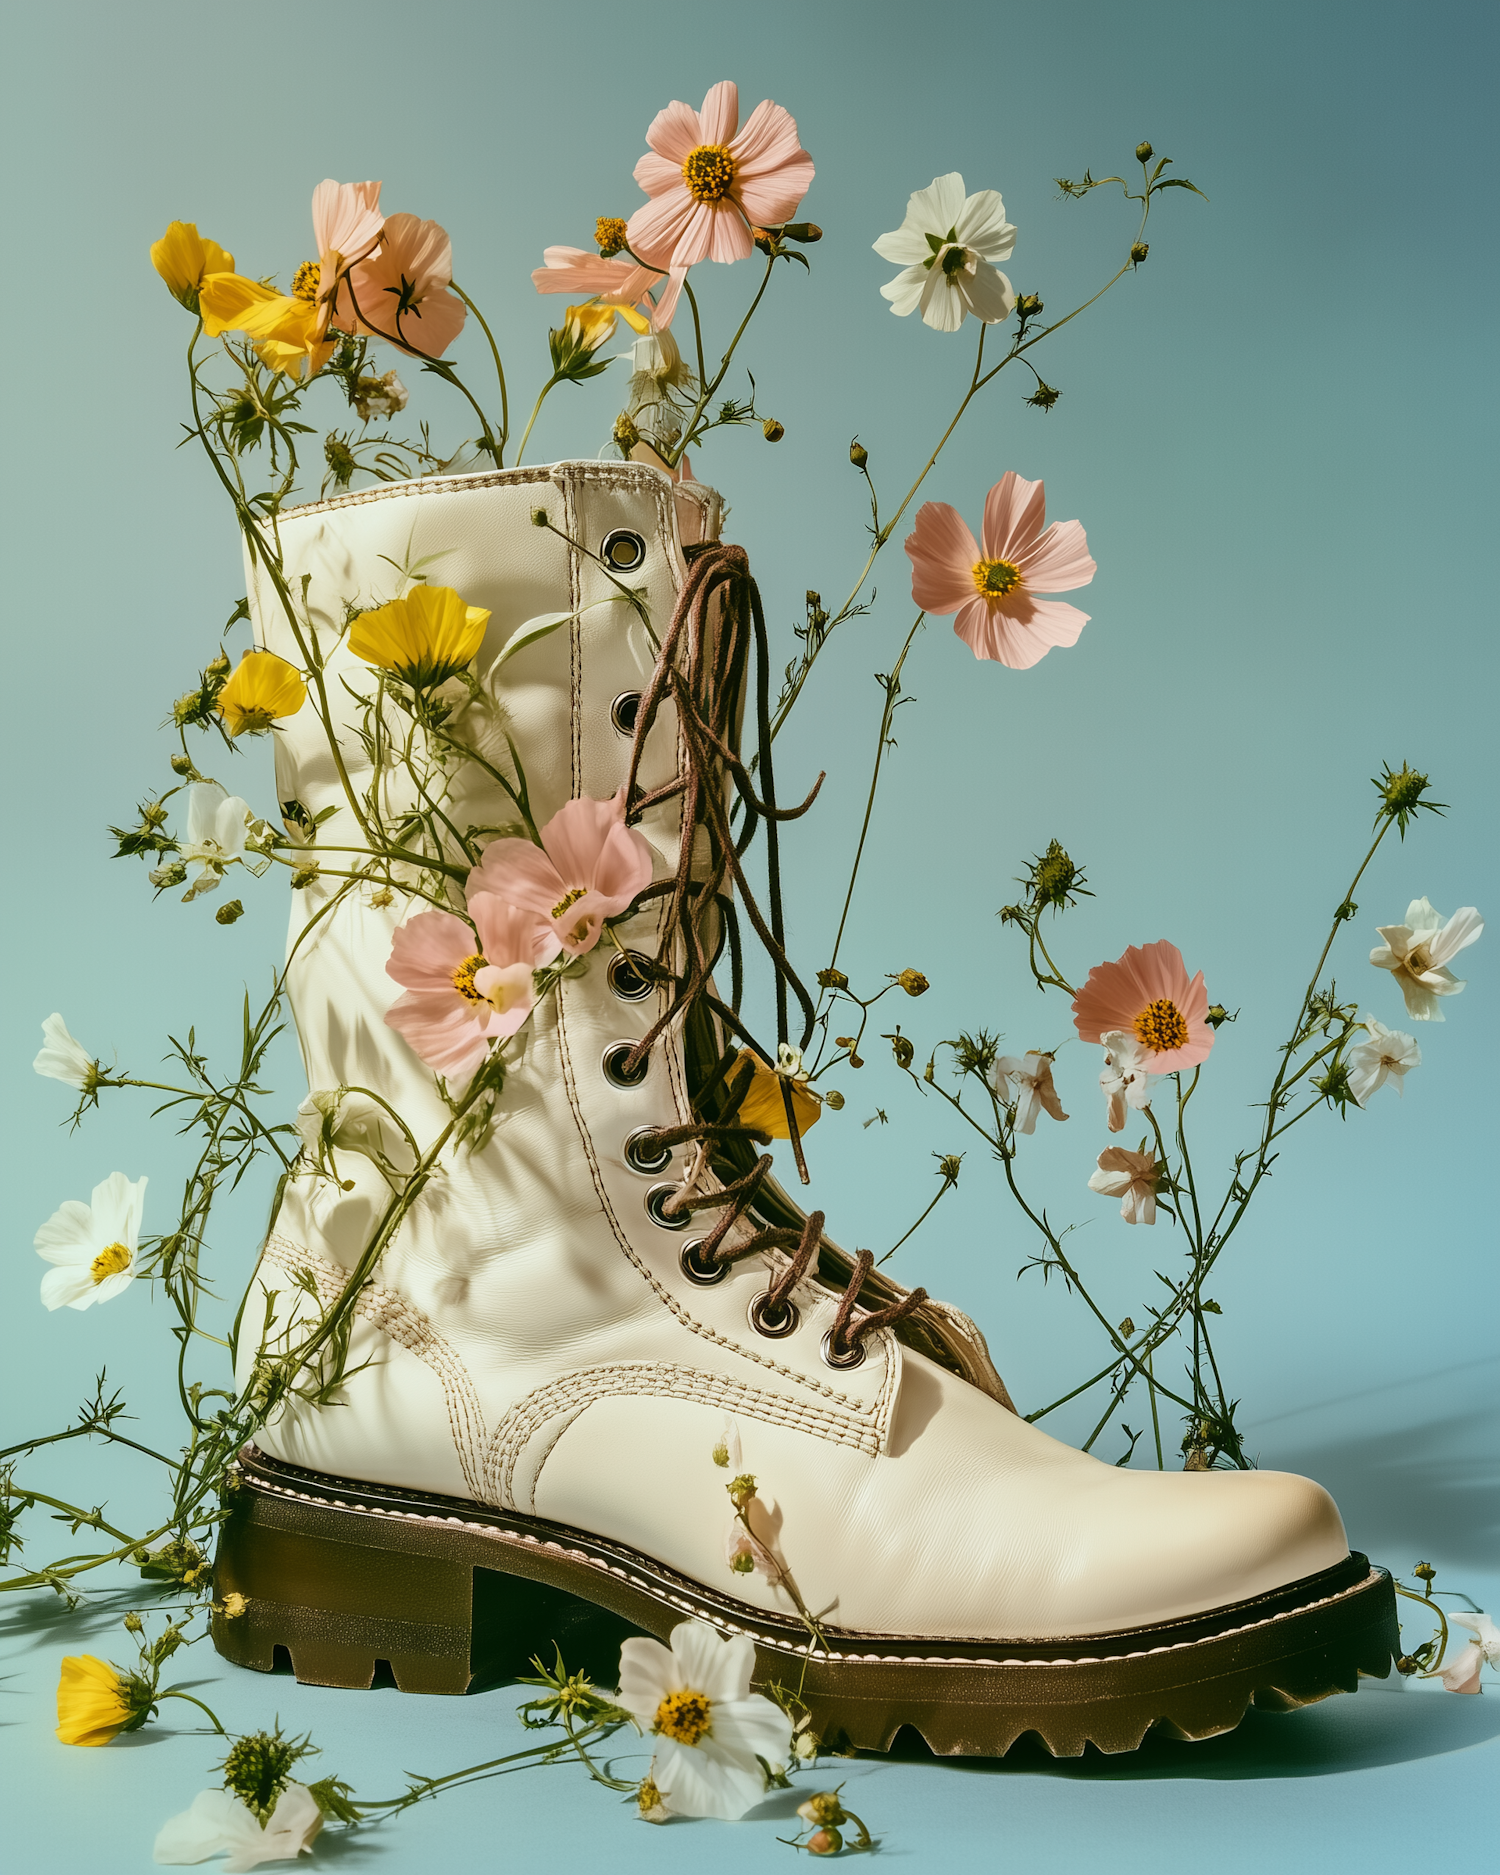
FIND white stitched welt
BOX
[239,1462,1381,1668]
[259,460,698,528]
[260,1236,489,1500]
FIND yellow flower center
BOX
[451,953,489,1004]
[90,1242,131,1284]
[596,216,629,256]
[973,558,1023,599]
[682,144,737,203]
[654,1688,713,1746]
[291,260,322,302]
[551,886,588,922]
[1135,999,1189,1054]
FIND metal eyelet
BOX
[749,1292,800,1340]
[611,691,642,736]
[624,1126,673,1175]
[821,1329,867,1372]
[602,1041,650,1088]
[680,1239,726,1286]
[601,528,646,572]
[608,950,654,1002]
[645,1183,690,1230]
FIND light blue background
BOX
[3,0,1496,1868]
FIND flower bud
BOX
[798,1793,848,1827]
[324,436,357,487]
[762,418,785,443]
[896,969,929,997]
[290,863,320,891]
[1396,1654,1421,1675]
[1204,1004,1233,1029]
[1136,141,1154,163]
[1015,292,1044,318]
[1184,1449,1209,1471]
[817,966,848,990]
[711,1439,730,1468]
[730,1549,755,1574]
[888,1033,914,1070]
[123,1612,144,1634]
[531,508,549,527]
[782,223,822,243]
[595,216,628,257]
[726,1472,758,1510]
[823,1090,845,1111]
[150,860,188,889]
[1025,382,1061,412]
[613,411,641,455]
[1130,242,1150,265]
[849,438,868,469]
[215,898,245,926]
[170,754,196,777]
[1413,1561,1437,1583]
[1118,1316,1135,1338]
[807,1828,843,1855]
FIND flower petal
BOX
[879,264,928,315]
[982,472,1048,562]
[906,503,982,614]
[697,80,739,148]
[1016,518,1096,594]
[956,189,1016,262]
[383,990,491,1079]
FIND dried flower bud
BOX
[762,418,785,442]
[290,863,320,891]
[1118,1317,1135,1339]
[1129,242,1150,265]
[782,223,823,243]
[123,1611,144,1634]
[823,1090,845,1111]
[324,436,357,487]
[1184,1449,1210,1471]
[1372,761,1444,835]
[1413,1561,1437,1583]
[1015,292,1044,319]
[150,860,188,889]
[849,438,868,469]
[1025,382,1061,412]
[711,1440,730,1468]
[531,508,550,527]
[636,1775,670,1823]
[205,652,231,682]
[1136,141,1154,163]
[798,1793,849,1827]
[170,753,196,776]
[936,1154,963,1185]
[834,1036,855,1050]
[730,1549,756,1574]
[896,969,929,997]
[726,1473,758,1510]
[1395,1654,1421,1675]
[923,1058,935,1084]
[1204,1004,1234,1029]
[368,886,394,910]
[817,966,849,991]
[595,216,628,257]
[612,411,640,456]
[888,1032,914,1070]
[215,898,245,926]
[848,1052,864,1070]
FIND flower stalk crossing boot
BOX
[214,460,1396,1756]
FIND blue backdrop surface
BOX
[2,0,1496,1868]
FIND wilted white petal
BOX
[34,1013,98,1090]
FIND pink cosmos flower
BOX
[625,81,814,271]
[1072,941,1214,1074]
[344,212,467,359]
[467,789,654,961]
[531,247,686,331]
[311,179,384,326]
[905,472,1095,668]
[385,896,552,1080]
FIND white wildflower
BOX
[34,1013,100,1093]
[1370,896,1483,1021]
[873,172,1017,331]
[153,1781,323,1870]
[1345,1017,1421,1106]
[179,783,252,900]
[992,1050,1068,1134]
[34,1172,147,1311]
[1099,1029,1153,1132]
[1088,1145,1159,1226]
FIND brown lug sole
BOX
[213,1447,1398,1758]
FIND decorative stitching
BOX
[490,1360,890,1510]
[258,1236,489,1502]
[259,461,721,528]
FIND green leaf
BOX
[1155,177,1208,199]
[492,611,573,674]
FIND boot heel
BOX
[213,1471,476,1693]
[212,1459,648,1694]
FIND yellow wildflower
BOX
[55,1655,147,1746]
[150,222,235,314]
[732,1049,821,1140]
[198,272,336,382]
[347,585,491,689]
[216,651,307,738]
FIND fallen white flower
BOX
[154,1781,322,1870]
[34,1171,147,1311]
[1441,1611,1500,1694]
[617,1619,792,1820]
[1369,896,1483,1021]
[1345,1017,1421,1106]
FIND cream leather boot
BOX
[215,460,1395,1756]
